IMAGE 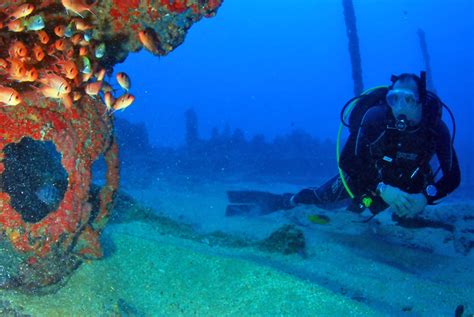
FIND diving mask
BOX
[386,89,420,109]
[386,89,422,128]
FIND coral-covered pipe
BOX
[0,0,223,291]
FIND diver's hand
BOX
[402,193,427,218]
[379,184,415,216]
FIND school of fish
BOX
[0,1,138,113]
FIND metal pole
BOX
[342,0,364,96]
[417,28,436,92]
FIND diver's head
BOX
[386,73,424,128]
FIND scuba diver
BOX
[226,72,461,226]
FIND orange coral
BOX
[0,0,223,291]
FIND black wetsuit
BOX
[293,104,461,216]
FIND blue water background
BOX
[113,0,474,184]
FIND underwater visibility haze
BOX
[0,0,473,316]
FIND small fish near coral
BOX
[0,1,135,114]
[307,214,331,225]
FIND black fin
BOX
[226,190,294,216]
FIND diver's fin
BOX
[226,204,261,217]
[226,190,294,216]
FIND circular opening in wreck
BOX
[1,137,68,223]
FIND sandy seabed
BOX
[1,179,473,316]
[2,222,376,316]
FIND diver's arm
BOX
[428,120,461,203]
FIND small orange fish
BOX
[32,45,45,62]
[103,92,114,111]
[71,33,82,45]
[0,86,22,106]
[95,68,106,81]
[9,41,28,58]
[112,93,134,112]
[73,91,82,101]
[138,29,162,55]
[8,59,26,79]
[38,86,65,99]
[39,73,71,94]
[23,67,38,82]
[58,60,78,79]
[82,71,93,82]
[54,39,68,51]
[7,20,24,32]
[61,0,96,18]
[78,38,90,47]
[7,58,25,70]
[54,25,66,37]
[79,46,88,56]
[72,18,92,31]
[0,58,8,69]
[62,93,73,109]
[85,81,102,96]
[116,72,131,91]
[37,30,50,44]
[7,4,35,21]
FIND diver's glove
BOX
[377,182,414,217]
[404,193,427,217]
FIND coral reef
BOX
[258,224,306,255]
[0,0,222,291]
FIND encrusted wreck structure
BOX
[0,0,222,291]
